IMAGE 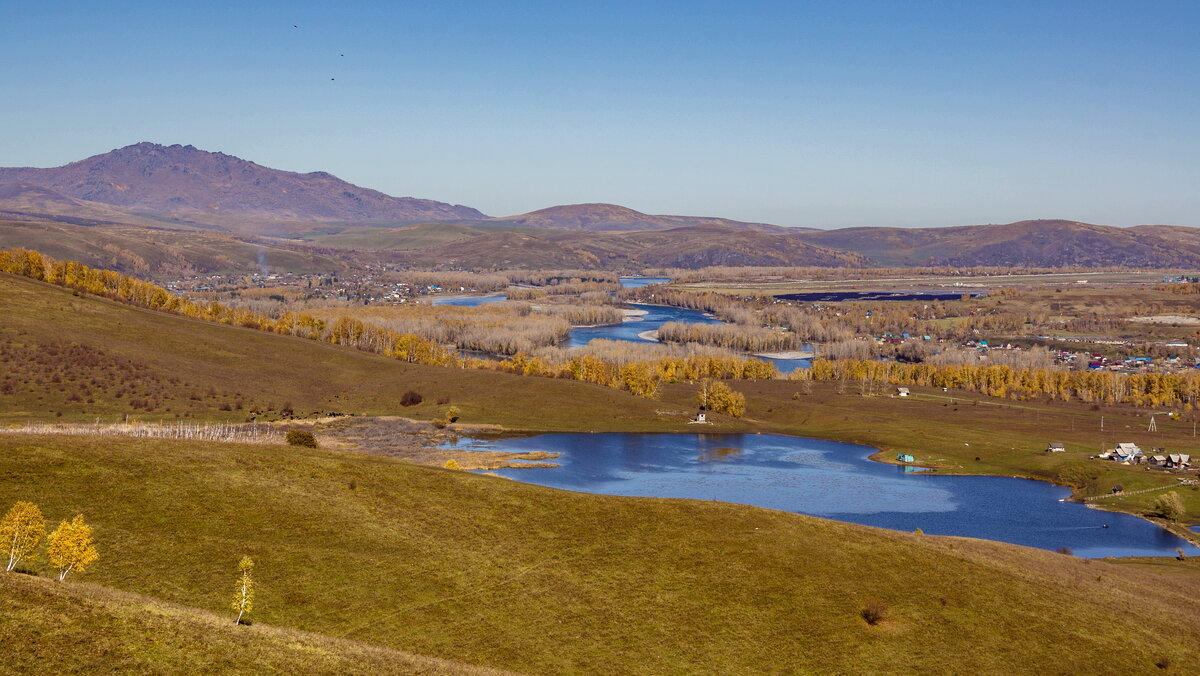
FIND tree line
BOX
[794,357,1200,408]
[1,248,774,400]
[657,321,800,353]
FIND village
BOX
[165,268,494,307]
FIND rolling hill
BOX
[1,573,506,675]
[385,224,867,269]
[0,142,485,225]
[487,202,791,232]
[3,430,1199,674]
[793,219,1200,267]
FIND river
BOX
[435,278,809,371]
[448,432,1198,559]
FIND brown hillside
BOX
[0,142,485,225]
[401,224,865,269]
[488,202,790,232]
[796,219,1200,267]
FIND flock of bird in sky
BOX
[293,23,342,81]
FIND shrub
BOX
[400,390,424,407]
[437,396,451,405]
[443,459,462,470]
[861,599,888,626]
[285,429,317,448]
[1056,547,1074,556]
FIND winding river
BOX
[433,277,811,372]
[450,432,1199,559]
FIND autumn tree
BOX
[697,379,747,417]
[2,501,46,572]
[433,405,461,429]
[1153,492,1186,522]
[46,514,98,581]
[232,555,255,625]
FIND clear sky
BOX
[2,1,1198,227]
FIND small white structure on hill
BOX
[1046,442,1065,453]
[689,412,709,424]
[896,387,910,397]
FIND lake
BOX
[450,432,1198,559]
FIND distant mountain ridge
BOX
[487,203,792,232]
[3,144,1200,270]
[0,142,486,223]
[792,219,1200,267]
[397,223,867,269]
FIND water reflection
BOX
[447,432,1199,559]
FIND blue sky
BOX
[2,1,1198,227]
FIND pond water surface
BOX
[451,432,1197,559]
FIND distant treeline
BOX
[395,271,510,292]
[794,358,1200,408]
[621,286,1035,344]
[508,281,623,300]
[657,322,800,353]
[0,249,772,404]
[307,303,571,356]
[649,265,1143,284]
[380,269,622,293]
[541,304,625,326]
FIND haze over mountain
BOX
[0,142,486,223]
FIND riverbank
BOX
[754,350,814,359]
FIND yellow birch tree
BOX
[232,555,255,624]
[46,514,98,581]
[2,501,46,572]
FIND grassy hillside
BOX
[2,433,1199,674]
[0,219,343,276]
[0,272,669,428]
[1,572,507,675]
